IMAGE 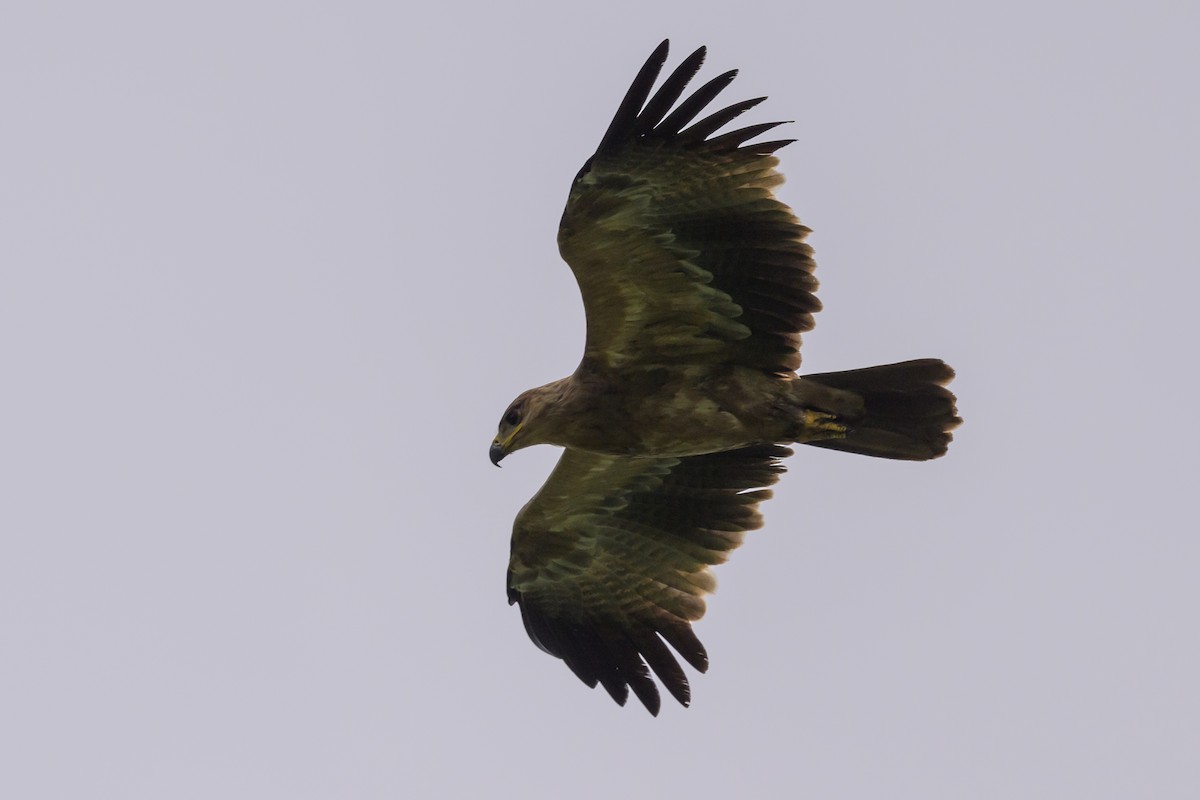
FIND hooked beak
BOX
[489,439,507,467]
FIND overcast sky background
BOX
[3,1,1197,797]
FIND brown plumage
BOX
[492,40,961,714]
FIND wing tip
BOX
[591,42,787,161]
[647,39,670,71]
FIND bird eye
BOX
[504,406,522,426]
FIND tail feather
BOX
[802,359,960,461]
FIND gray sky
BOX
[3,1,1197,797]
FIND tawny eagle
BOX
[491,41,960,715]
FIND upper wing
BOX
[559,41,820,376]
[507,443,791,714]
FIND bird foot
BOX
[798,409,848,441]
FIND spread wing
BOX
[558,40,820,376]
[507,444,791,714]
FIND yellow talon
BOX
[801,409,848,440]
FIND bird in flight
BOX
[491,40,960,714]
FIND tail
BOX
[800,359,960,461]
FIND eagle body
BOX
[490,41,961,714]
[511,362,863,458]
